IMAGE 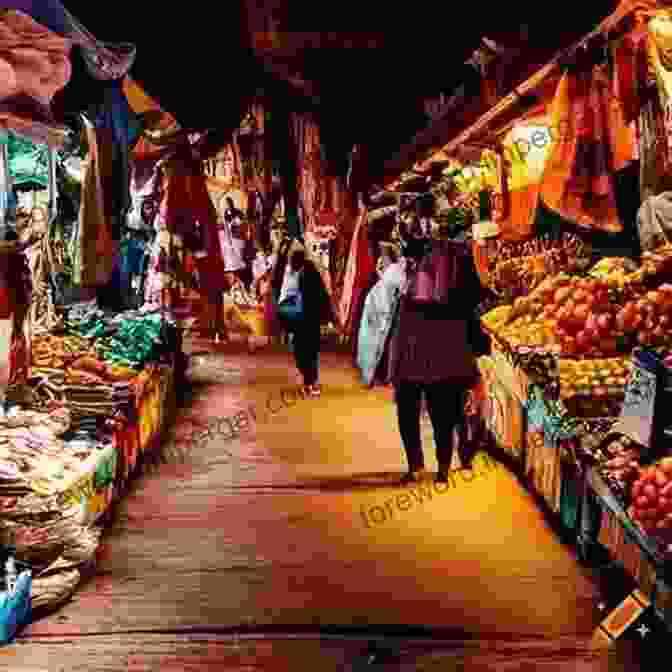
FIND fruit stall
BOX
[477,248,672,629]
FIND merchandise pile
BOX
[0,405,112,610]
[0,299,177,618]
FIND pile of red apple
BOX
[535,277,672,356]
[630,459,672,536]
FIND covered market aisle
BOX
[10,338,638,671]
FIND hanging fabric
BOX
[292,113,324,236]
[0,139,9,232]
[339,208,375,338]
[73,115,115,287]
[539,66,634,234]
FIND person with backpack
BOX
[389,197,491,485]
[271,238,334,398]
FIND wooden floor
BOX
[12,338,645,669]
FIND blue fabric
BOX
[94,82,142,149]
[357,262,405,387]
[277,293,304,322]
[0,571,31,645]
[121,238,146,276]
[91,82,142,230]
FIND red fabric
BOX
[9,329,28,386]
[613,24,651,123]
[540,67,630,233]
[345,217,375,339]
[161,150,226,293]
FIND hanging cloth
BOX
[73,115,115,286]
[339,208,375,338]
[0,139,9,231]
[91,81,142,241]
[159,148,226,293]
[539,66,632,234]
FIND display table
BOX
[112,364,174,499]
[584,467,672,627]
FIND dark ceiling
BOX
[58,1,617,179]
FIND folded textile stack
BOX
[95,312,167,369]
[66,301,105,325]
[31,334,96,371]
[64,384,115,420]
[111,383,136,424]
[0,407,104,568]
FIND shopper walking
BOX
[272,238,333,398]
[389,202,490,485]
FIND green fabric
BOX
[7,134,49,188]
[94,445,117,490]
[560,469,579,531]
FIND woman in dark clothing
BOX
[390,203,490,485]
[272,239,334,397]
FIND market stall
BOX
[0,4,197,642]
[361,0,672,640]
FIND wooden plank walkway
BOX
[12,339,642,669]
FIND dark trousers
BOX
[394,380,465,473]
[288,318,321,386]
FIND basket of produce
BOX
[594,433,643,506]
[628,458,672,540]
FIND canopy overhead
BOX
[3,1,620,180]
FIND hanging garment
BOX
[0,141,9,231]
[25,231,59,334]
[357,261,405,387]
[143,229,198,326]
[0,10,71,108]
[539,66,634,234]
[638,94,672,201]
[612,19,651,124]
[637,191,672,250]
[73,116,115,287]
[292,114,323,236]
[487,110,553,241]
[159,149,226,293]
[338,208,372,334]
[91,81,142,239]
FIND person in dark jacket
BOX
[272,239,334,397]
[390,204,490,485]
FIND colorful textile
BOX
[339,209,374,336]
[0,10,71,106]
[488,115,552,241]
[292,114,324,235]
[159,149,226,293]
[91,81,142,237]
[73,116,115,287]
[143,229,198,325]
[540,66,635,233]
[612,20,651,124]
[638,95,672,201]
